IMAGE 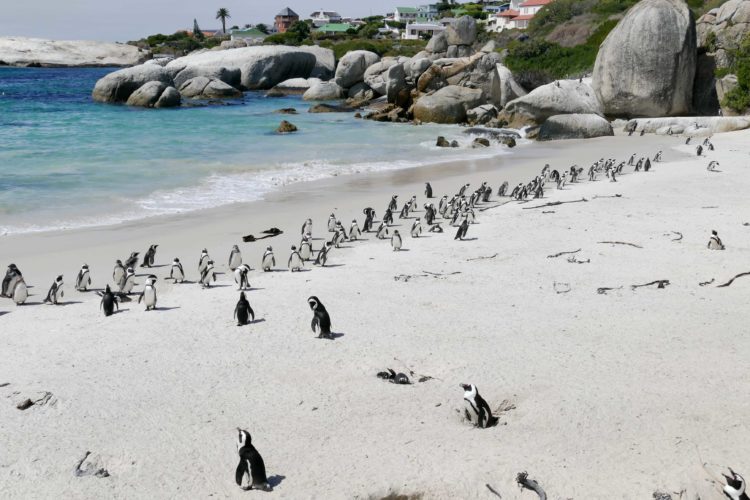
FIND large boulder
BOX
[426,32,448,53]
[299,46,336,80]
[538,114,614,141]
[156,86,181,108]
[496,64,527,109]
[502,80,603,126]
[348,82,375,102]
[404,57,433,81]
[165,46,318,90]
[363,59,398,95]
[592,0,697,117]
[269,77,322,96]
[303,81,345,101]
[467,104,499,125]
[92,65,173,103]
[126,81,180,108]
[334,50,380,88]
[715,73,743,114]
[445,16,477,46]
[413,85,485,124]
[0,36,150,67]
[386,63,409,106]
[178,76,242,99]
[628,116,750,134]
[697,0,750,69]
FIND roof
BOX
[316,23,355,32]
[276,7,299,17]
[396,7,418,12]
[498,9,520,16]
[513,14,535,20]
[310,10,341,17]
[232,28,266,36]
[519,0,553,7]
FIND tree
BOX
[287,20,311,41]
[216,8,231,34]
[256,23,269,34]
[193,19,205,40]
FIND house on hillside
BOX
[230,27,267,43]
[275,7,300,33]
[309,10,343,27]
[401,22,445,40]
[315,23,355,34]
[394,7,419,22]
[417,4,440,21]
[486,0,553,31]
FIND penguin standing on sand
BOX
[425,182,433,198]
[363,209,375,233]
[376,221,389,240]
[308,296,332,339]
[327,213,337,232]
[234,264,251,290]
[124,252,139,270]
[138,275,158,311]
[288,246,304,272]
[708,161,720,171]
[140,244,158,268]
[696,144,704,156]
[314,242,331,267]
[235,429,272,491]
[234,292,255,326]
[120,267,136,294]
[411,219,422,238]
[2,264,22,298]
[644,158,651,172]
[383,208,394,225]
[301,218,312,237]
[169,258,185,283]
[497,182,508,197]
[300,236,313,261]
[198,249,210,275]
[460,383,498,428]
[99,285,118,317]
[708,230,725,250]
[388,195,398,212]
[228,245,242,271]
[44,275,64,305]
[75,264,91,292]
[113,260,126,288]
[261,247,275,272]
[454,218,469,240]
[391,230,402,251]
[723,468,748,500]
[200,261,216,288]
[349,220,361,241]
[12,278,28,305]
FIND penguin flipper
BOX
[249,306,255,322]
[234,304,238,320]
[235,458,248,487]
[311,317,319,333]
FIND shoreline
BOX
[2,130,748,498]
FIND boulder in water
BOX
[126,81,180,108]
[92,65,173,103]
[276,120,298,133]
[179,76,242,99]
[334,50,380,88]
[303,81,345,101]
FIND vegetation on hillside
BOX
[720,33,750,112]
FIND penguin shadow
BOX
[288,269,311,273]
[0,311,10,317]
[267,475,286,488]
[142,264,168,269]
[153,306,181,312]
[319,264,345,268]
[318,332,345,340]
[56,301,84,306]
[393,248,411,252]
[458,237,479,242]
[247,318,266,325]
[168,280,196,285]
[238,287,266,292]
[203,284,233,288]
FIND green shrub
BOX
[720,32,750,112]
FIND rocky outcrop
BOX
[502,80,603,127]
[276,120,298,133]
[303,81,345,101]
[92,65,173,103]
[538,114,614,141]
[299,45,336,80]
[426,32,448,54]
[308,103,354,113]
[179,76,242,99]
[495,64,527,109]
[445,16,477,46]
[592,0,697,117]
[628,116,750,134]
[715,74,741,114]
[467,104,498,125]
[126,81,180,108]
[697,0,750,68]
[363,59,398,95]
[386,63,410,107]
[413,85,484,124]
[334,50,380,88]
[348,82,375,102]
[472,137,490,148]
[0,36,150,67]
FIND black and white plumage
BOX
[708,230,725,250]
[228,244,242,271]
[169,258,185,283]
[454,218,469,240]
[124,252,139,270]
[138,275,158,311]
[299,237,313,261]
[44,275,64,305]
[234,264,251,290]
[2,264,23,298]
[199,261,216,288]
[120,267,136,294]
[388,195,398,212]
[349,220,361,241]
[301,218,312,236]
[723,469,749,500]
[288,246,304,272]
[112,260,126,288]
[12,278,28,305]
[425,182,433,198]
[99,284,118,317]
[235,429,272,491]
[198,249,210,275]
[376,222,389,240]
[308,295,332,339]
[314,242,331,266]
[460,383,498,428]
[140,244,158,268]
[234,292,255,326]
[75,264,91,292]
[391,230,402,251]
[327,213,337,232]
[261,247,275,272]
[411,219,422,238]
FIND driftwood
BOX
[242,228,283,242]
[592,194,623,199]
[631,279,670,290]
[541,210,556,214]
[547,248,581,259]
[467,253,498,261]
[597,286,623,295]
[567,256,590,264]
[667,231,683,242]
[394,271,460,282]
[553,282,571,294]
[699,278,715,287]
[717,272,750,288]
[485,484,502,498]
[522,198,588,210]
[516,472,547,500]
[598,241,643,248]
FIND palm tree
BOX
[216,8,231,34]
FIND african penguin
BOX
[376,222,389,240]
[138,275,158,311]
[120,267,136,294]
[234,264,251,290]
[349,220,361,241]
[228,245,242,271]
[169,258,185,283]
[261,247,275,272]
[327,213,337,232]
[708,230,725,250]
[100,284,118,317]
[308,296,332,339]
[140,244,158,268]
[2,264,22,298]
[300,237,313,261]
[454,218,469,240]
[198,249,210,275]
[723,469,749,500]
[314,242,331,266]
[288,246,304,272]
[425,182,433,198]
[391,230,402,251]
[200,261,216,288]
[113,260,126,288]
[235,429,272,491]
[411,219,422,238]
[124,252,139,270]
[460,383,498,428]
[12,278,28,305]
[234,292,255,326]
[75,264,91,292]
[44,275,64,305]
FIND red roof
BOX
[513,14,535,20]
[498,9,520,17]
[519,0,553,6]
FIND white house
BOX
[394,7,419,22]
[230,27,268,43]
[486,0,552,32]
[309,10,343,27]
[417,4,440,21]
[401,22,445,40]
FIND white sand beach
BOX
[1,130,748,499]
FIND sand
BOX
[0,130,748,499]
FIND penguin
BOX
[228,245,242,271]
[708,230,725,250]
[138,275,158,311]
[628,154,636,166]
[44,275,64,305]
[2,264,22,298]
[120,267,136,294]
[429,224,443,233]
[301,218,312,237]
[332,227,346,248]
[640,129,645,136]
[391,230,402,251]
[454,218,469,240]
[411,219,422,238]
[362,210,374,233]
[723,468,748,500]
[124,252,139,270]
[234,292,255,326]
[288,246,304,272]
[300,236,313,261]
[654,151,663,162]
[425,182,433,198]
[349,220,361,241]
[399,203,409,219]
[644,158,651,172]
[169,258,185,283]
[200,260,216,288]
[234,264,251,290]
[99,284,118,317]
[198,249,210,275]
[383,208,394,226]
[460,383,498,428]
[408,195,418,213]
[376,221,389,240]
[458,183,470,197]
[113,260,126,288]
[140,244,158,268]
[497,181,508,197]
[235,429,272,492]
[696,144,703,156]
[686,137,692,145]
[327,213,337,232]
[314,242,331,266]
[75,264,91,292]
[308,296,332,339]
[708,161,720,171]
[261,246,275,271]
[388,195,398,212]
[12,278,28,305]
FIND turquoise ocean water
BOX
[0,67,509,235]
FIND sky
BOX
[0,1,401,42]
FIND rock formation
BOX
[0,36,150,67]
[413,85,484,124]
[537,114,614,140]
